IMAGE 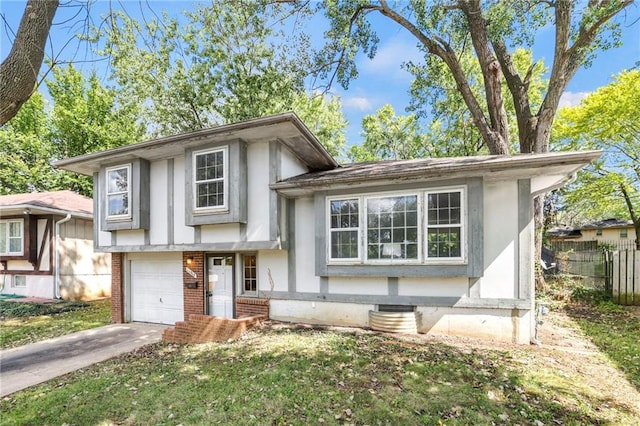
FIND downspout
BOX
[0,261,6,293]
[54,214,72,299]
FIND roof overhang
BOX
[54,112,338,176]
[271,150,602,197]
[0,203,93,220]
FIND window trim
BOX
[620,228,628,239]
[105,164,132,220]
[12,275,26,288]
[193,146,229,213]
[325,187,467,266]
[424,186,467,264]
[327,197,362,263]
[242,254,258,296]
[0,219,24,256]
[364,193,422,264]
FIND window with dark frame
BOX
[243,254,257,293]
[620,228,628,238]
[194,148,226,210]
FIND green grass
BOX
[2,326,639,425]
[566,294,640,390]
[0,299,111,349]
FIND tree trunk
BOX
[0,0,59,125]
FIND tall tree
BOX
[0,64,144,196]
[94,1,345,156]
[316,0,631,156]
[553,69,640,248]
[0,93,56,194]
[315,0,632,288]
[0,0,59,125]
[349,104,428,161]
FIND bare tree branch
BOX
[0,0,59,125]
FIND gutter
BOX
[54,214,72,299]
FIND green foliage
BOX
[95,1,345,156]
[0,93,59,194]
[553,69,640,226]
[0,64,144,196]
[0,300,88,318]
[348,104,427,161]
[317,0,630,155]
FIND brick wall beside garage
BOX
[183,251,205,320]
[111,252,124,323]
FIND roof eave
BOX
[54,112,338,175]
[272,150,602,195]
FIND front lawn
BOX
[2,323,639,425]
[0,299,111,349]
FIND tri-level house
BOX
[55,112,600,343]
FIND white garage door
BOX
[130,257,183,325]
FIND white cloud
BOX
[342,96,373,111]
[359,34,422,80]
[558,91,590,108]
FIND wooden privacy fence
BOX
[609,250,640,305]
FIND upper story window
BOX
[106,164,131,219]
[426,189,464,260]
[327,187,466,265]
[0,219,24,256]
[194,147,227,211]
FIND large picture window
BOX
[194,147,227,210]
[329,199,360,260]
[106,165,131,218]
[0,219,24,255]
[366,195,418,261]
[426,189,464,259]
[326,187,466,265]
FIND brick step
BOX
[163,314,266,344]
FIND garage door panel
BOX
[131,258,183,325]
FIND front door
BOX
[207,255,234,318]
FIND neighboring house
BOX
[55,112,599,343]
[548,218,637,247]
[0,191,111,300]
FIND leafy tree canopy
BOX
[315,0,631,156]
[93,0,347,157]
[0,64,144,196]
[552,69,639,246]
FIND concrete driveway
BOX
[0,323,166,397]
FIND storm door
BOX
[207,255,234,318]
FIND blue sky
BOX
[2,0,639,147]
